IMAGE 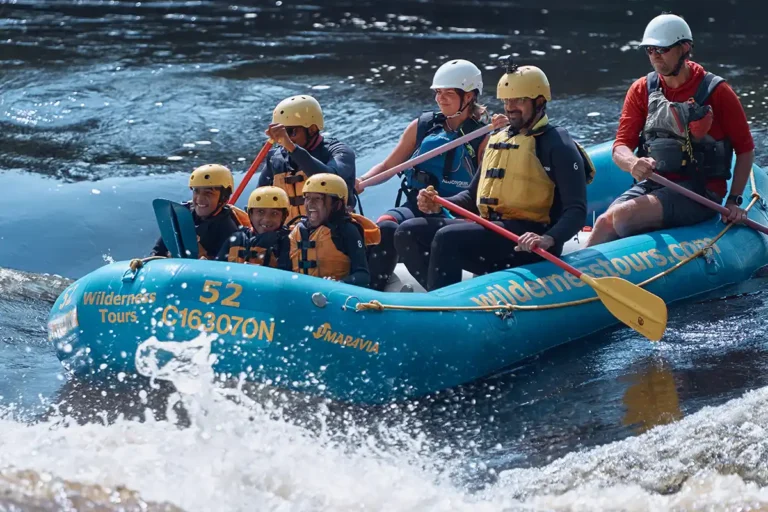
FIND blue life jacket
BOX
[399,112,484,204]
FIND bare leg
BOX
[586,195,664,247]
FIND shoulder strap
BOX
[459,116,485,159]
[349,212,381,246]
[415,111,442,148]
[646,71,661,95]
[693,72,725,105]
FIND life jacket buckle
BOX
[299,240,316,250]
[485,168,506,179]
[284,174,306,185]
[411,169,435,186]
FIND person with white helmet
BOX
[395,62,592,291]
[150,164,252,259]
[586,13,755,247]
[258,95,357,220]
[358,58,491,290]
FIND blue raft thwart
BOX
[47,141,768,404]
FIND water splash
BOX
[0,266,72,303]
[0,330,767,510]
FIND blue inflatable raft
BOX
[47,141,768,404]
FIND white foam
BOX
[0,332,766,511]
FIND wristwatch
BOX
[727,194,743,206]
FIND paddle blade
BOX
[169,201,199,259]
[583,275,668,341]
[152,199,182,258]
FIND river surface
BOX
[1,0,768,510]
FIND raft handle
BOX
[122,257,165,282]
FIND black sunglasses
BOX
[286,126,303,137]
[644,45,675,55]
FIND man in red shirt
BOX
[586,13,754,247]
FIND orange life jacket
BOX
[230,206,252,229]
[289,214,380,280]
[226,229,284,268]
[273,170,307,220]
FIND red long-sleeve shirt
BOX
[613,61,754,196]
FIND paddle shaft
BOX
[433,196,583,279]
[649,173,768,236]
[360,124,495,188]
[229,140,274,204]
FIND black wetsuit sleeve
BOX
[544,143,588,246]
[257,150,276,187]
[443,169,480,213]
[150,236,168,257]
[339,223,370,287]
[290,141,356,183]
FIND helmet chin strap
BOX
[661,43,689,77]
[513,98,545,135]
[445,90,470,121]
[663,55,687,77]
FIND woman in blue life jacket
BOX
[356,59,491,290]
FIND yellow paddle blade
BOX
[581,275,668,341]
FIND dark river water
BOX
[1,0,767,510]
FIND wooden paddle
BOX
[229,140,274,205]
[358,124,495,188]
[432,195,668,341]
[649,173,768,235]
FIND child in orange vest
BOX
[217,186,291,269]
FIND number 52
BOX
[199,280,243,307]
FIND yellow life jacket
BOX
[273,170,307,220]
[477,116,555,224]
[289,214,381,280]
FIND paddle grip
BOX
[649,173,768,236]
[432,196,584,278]
[229,140,274,205]
[359,124,495,188]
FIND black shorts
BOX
[611,180,722,228]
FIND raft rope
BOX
[122,256,167,281]
[354,172,762,314]
[128,256,166,272]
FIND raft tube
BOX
[47,141,768,403]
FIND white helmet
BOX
[430,59,483,96]
[640,14,693,47]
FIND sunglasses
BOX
[644,45,675,55]
[286,126,303,137]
